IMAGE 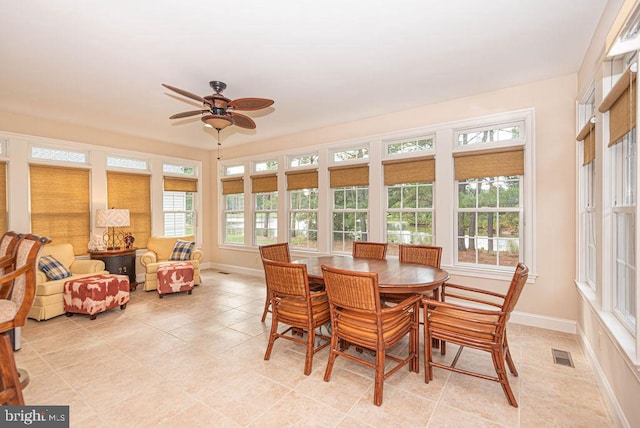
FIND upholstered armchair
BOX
[140,235,202,291]
[30,243,108,321]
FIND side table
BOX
[88,248,137,291]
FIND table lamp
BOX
[96,208,130,250]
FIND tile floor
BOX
[15,269,615,427]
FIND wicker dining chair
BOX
[352,241,387,260]
[259,243,291,322]
[0,234,49,405]
[381,244,443,304]
[422,263,529,407]
[321,264,420,406]
[262,259,331,375]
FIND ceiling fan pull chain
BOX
[216,129,222,160]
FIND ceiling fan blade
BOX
[229,112,256,129]
[169,110,208,119]
[228,97,274,111]
[162,83,210,105]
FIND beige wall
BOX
[214,73,579,324]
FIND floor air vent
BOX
[552,348,574,368]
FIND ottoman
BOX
[157,262,194,298]
[64,274,130,320]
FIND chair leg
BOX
[0,333,24,405]
[261,290,272,323]
[491,348,518,407]
[424,329,433,383]
[373,349,385,406]
[503,334,518,376]
[263,310,279,361]
[323,333,339,382]
[410,306,419,373]
[304,326,315,375]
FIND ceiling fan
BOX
[162,81,274,131]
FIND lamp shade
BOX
[96,209,130,227]
[202,114,234,130]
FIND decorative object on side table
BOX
[124,232,135,249]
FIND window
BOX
[252,174,278,245]
[385,136,434,155]
[384,157,435,256]
[254,160,278,172]
[107,172,151,248]
[457,176,521,267]
[455,121,524,146]
[332,147,369,162]
[107,156,148,171]
[224,164,244,176]
[255,192,278,245]
[288,153,319,168]
[612,129,636,330]
[30,165,90,254]
[162,163,197,237]
[330,164,369,253]
[222,177,244,244]
[287,170,318,250]
[31,146,88,164]
[577,88,597,288]
[454,142,524,268]
[599,61,637,333]
[163,176,197,237]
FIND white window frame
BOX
[331,185,369,254]
[448,111,534,278]
[254,190,278,246]
[289,187,319,250]
[223,192,245,245]
[385,181,435,257]
[161,162,198,237]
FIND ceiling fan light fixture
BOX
[202,114,234,130]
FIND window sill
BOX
[443,264,537,283]
[575,280,640,378]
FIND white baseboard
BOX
[577,325,629,428]
[205,262,264,278]
[509,311,576,334]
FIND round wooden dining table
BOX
[292,255,450,294]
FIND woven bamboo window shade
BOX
[286,169,318,190]
[576,118,596,165]
[251,174,277,193]
[221,177,244,195]
[383,156,435,185]
[454,147,524,180]
[598,65,637,146]
[107,172,151,248]
[0,163,7,234]
[30,165,90,255]
[164,177,197,192]
[328,164,369,188]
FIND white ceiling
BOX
[0,0,608,150]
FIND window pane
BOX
[458,181,476,208]
[289,188,318,250]
[456,123,523,146]
[478,181,497,208]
